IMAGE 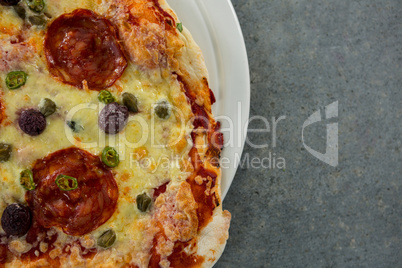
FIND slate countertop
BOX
[216,0,401,267]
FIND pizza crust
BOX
[198,208,231,267]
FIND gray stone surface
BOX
[216,0,401,267]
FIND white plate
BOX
[167,0,250,199]
[167,0,250,200]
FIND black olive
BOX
[98,102,129,134]
[0,0,20,6]
[1,204,32,236]
[18,109,46,136]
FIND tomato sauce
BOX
[0,93,6,125]
[153,181,170,198]
[148,74,223,266]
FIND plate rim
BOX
[166,0,250,200]
[199,0,250,199]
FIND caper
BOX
[28,15,46,26]
[0,143,12,162]
[13,5,26,19]
[136,193,152,212]
[38,98,56,117]
[66,120,84,133]
[154,101,170,120]
[25,0,44,13]
[122,92,138,113]
[97,229,116,248]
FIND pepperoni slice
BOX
[26,147,119,236]
[44,9,127,90]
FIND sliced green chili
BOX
[176,22,183,32]
[55,174,78,191]
[20,169,36,191]
[98,90,116,104]
[101,147,119,168]
[25,0,45,13]
[5,71,27,89]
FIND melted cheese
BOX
[0,3,194,265]
[0,7,23,36]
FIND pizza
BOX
[0,0,231,267]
